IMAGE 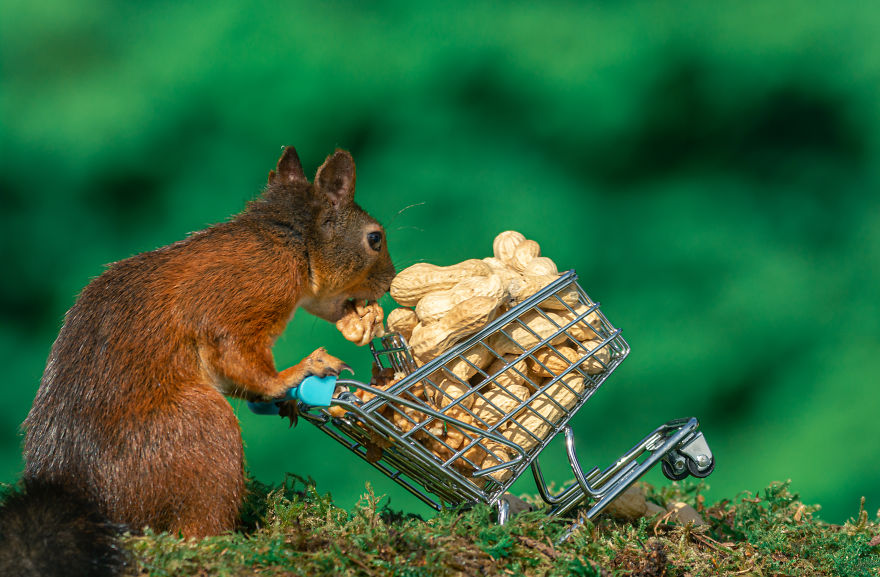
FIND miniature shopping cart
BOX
[253,270,714,535]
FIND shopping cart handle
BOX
[247,375,337,415]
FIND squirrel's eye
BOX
[367,231,383,252]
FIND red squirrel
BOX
[14,146,395,542]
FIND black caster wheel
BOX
[687,458,715,478]
[662,459,689,481]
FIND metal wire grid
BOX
[311,271,630,510]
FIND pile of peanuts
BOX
[355,231,613,486]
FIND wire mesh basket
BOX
[295,270,714,532]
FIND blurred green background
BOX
[2,1,878,525]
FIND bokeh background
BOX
[2,1,878,524]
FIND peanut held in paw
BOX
[336,300,386,346]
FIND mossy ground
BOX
[128,477,880,577]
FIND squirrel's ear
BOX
[314,149,356,207]
[269,146,307,185]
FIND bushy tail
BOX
[0,479,128,577]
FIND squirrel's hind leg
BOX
[99,386,246,539]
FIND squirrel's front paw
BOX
[303,347,352,379]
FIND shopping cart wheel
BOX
[662,458,689,481]
[686,457,715,478]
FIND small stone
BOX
[605,484,648,520]
[667,501,705,526]
[645,502,667,518]
[501,493,534,516]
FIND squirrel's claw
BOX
[313,362,352,378]
[278,401,299,428]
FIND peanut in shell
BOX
[390,260,491,306]
[409,295,502,360]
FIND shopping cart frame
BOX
[293,271,715,533]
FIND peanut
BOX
[358,370,428,434]
[443,405,475,450]
[492,231,526,266]
[482,257,523,289]
[391,260,491,306]
[386,307,418,341]
[502,375,587,452]
[453,457,479,481]
[426,376,475,410]
[510,239,541,272]
[336,300,385,346]
[523,256,558,276]
[326,405,347,418]
[487,309,569,355]
[471,383,530,429]
[527,339,611,378]
[573,338,611,375]
[482,256,508,270]
[462,443,486,469]
[544,306,602,342]
[526,345,580,378]
[354,367,402,404]
[422,435,454,462]
[477,440,515,483]
[415,274,506,325]
[480,355,533,391]
[458,435,517,485]
[389,402,434,435]
[336,314,365,344]
[507,274,579,310]
[409,296,502,360]
[439,343,494,382]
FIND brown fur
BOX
[21,147,395,538]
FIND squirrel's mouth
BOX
[340,296,381,319]
[302,294,384,324]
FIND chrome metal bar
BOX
[496,499,510,525]
[553,418,702,541]
[334,381,527,463]
[531,456,600,507]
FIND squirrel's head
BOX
[261,146,396,322]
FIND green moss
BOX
[127,477,880,576]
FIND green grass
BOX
[128,477,880,576]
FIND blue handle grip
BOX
[247,375,338,415]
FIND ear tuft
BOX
[269,146,307,185]
[314,149,356,207]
